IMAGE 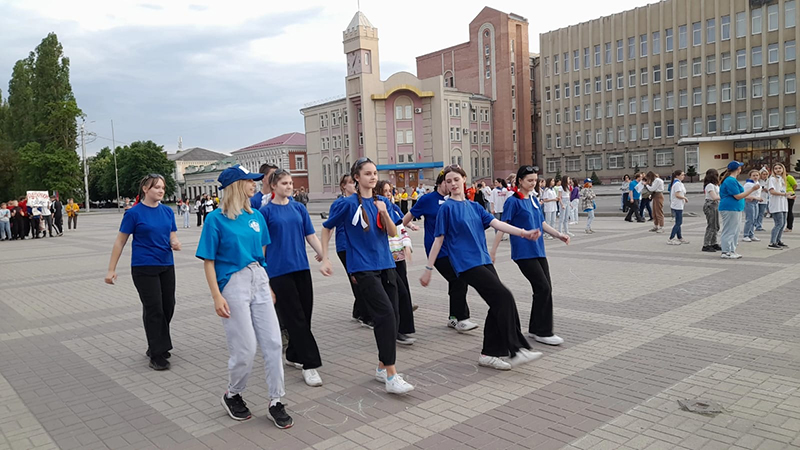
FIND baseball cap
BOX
[584,178,593,184]
[217,164,264,189]
[727,161,744,171]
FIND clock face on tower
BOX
[347,51,362,75]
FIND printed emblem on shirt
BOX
[249,219,260,233]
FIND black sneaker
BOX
[268,402,293,429]
[396,333,416,345]
[146,349,171,359]
[778,241,789,248]
[712,244,722,251]
[149,356,170,371]
[768,243,783,250]
[702,246,716,252]
[221,393,251,421]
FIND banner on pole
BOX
[26,191,50,207]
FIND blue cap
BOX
[217,164,264,189]
[727,161,744,171]
[584,178,593,184]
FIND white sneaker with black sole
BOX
[508,349,543,367]
[448,317,479,333]
[529,334,564,346]
[478,354,512,370]
[302,369,323,387]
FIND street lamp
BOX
[111,120,121,212]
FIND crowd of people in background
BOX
[0,196,75,241]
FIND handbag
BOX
[640,185,652,200]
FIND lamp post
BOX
[111,120,121,212]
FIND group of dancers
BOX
[104,160,568,429]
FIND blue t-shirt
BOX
[434,199,495,275]
[119,202,177,267]
[331,197,349,253]
[630,181,641,200]
[409,190,449,258]
[502,194,546,261]
[322,194,396,273]
[719,176,745,211]
[260,201,315,278]
[250,192,266,210]
[195,209,271,292]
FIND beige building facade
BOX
[540,0,800,181]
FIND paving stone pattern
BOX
[0,212,799,449]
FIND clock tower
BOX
[343,11,380,160]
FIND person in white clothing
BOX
[558,176,574,237]
[668,170,689,245]
[645,172,666,232]
[490,178,510,239]
[541,179,558,239]
[767,163,793,249]
[756,168,770,231]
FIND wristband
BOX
[425,266,434,271]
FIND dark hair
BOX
[138,174,166,201]
[339,174,352,195]
[375,180,393,198]
[645,171,656,184]
[477,182,483,188]
[268,169,290,187]
[350,157,379,232]
[444,164,467,179]
[671,169,684,186]
[560,176,569,189]
[515,165,539,188]
[495,178,508,188]
[623,174,631,181]
[545,177,554,188]
[703,168,719,186]
[258,163,278,175]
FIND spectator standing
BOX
[667,170,689,245]
[646,172,666,232]
[767,163,792,249]
[786,172,796,232]
[580,178,596,234]
[180,200,190,228]
[625,173,646,223]
[742,170,762,243]
[51,197,64,236]
[0,203,10,241]
[620,174,631,212]
[701,169,722,252]
[41,198,55,237]
[755,168,770,231]
[66,198,79,230]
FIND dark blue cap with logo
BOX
[727,160,744,171]
[217,164,264,189]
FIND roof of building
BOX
[184,156,238,175]
[232,132,306,154]
[346,11,374,32]
[168,147,228,162]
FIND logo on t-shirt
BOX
[249,219,260,233]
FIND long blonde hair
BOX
[772,163,788,188]
[221,180,253,220]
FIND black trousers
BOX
[625,199,643,221]
[270,270,322,369]
[30,217,40,237]
[12,215,25,239]
[352,269,399,366]
[53,215,63,234]
[131,265,175,358]
[433,256,471,321]
[459,264,530,358]
[196,212,203,226]
[400,200,408,214]
[338,251,372,322]
[788,198,795,230]
[515,258,554,337]
[394,260,415,335]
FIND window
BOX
[693,22,702,46]
[629,97,637,114]
[562,84,567,98]
[585,104,591,120]
[768,4,778,31]
[680,118,689,137]
[544,57,550,76]
[787,74,797,94]
[693,87,702,106]
[692,57,702,76]
[693,117,703,135]
[752,45,762,66]
[629,125,638,141]
[545,110,551,125]
[737,112,747,130]
[574,81,581,97]
[641,124,650,140]
[617,72,624,89]
[707,18,716,44]
[584,79,590,94]
[736,12,747,38]
[563,52,570,72]
[653,65,661,83]
[786,107,798,127]
[666,90,674,109]
[605,42,611,64]
[449,127,461,141]
[595,76,601,92]
[641,95,650,113]
[737,80,747,100]
[721,52,731,71]
[679,89,687,108]
[654,94,662,111]
[606,101,612,118]
[679,59,688,78]
[753,7,762,34]
[768,76,779,96]
[608,153,625,169]
[319,114,328,128]
[628,37,635,59]
[480,109,489,121]
[678,25,686,50]
[787,41,797,61]
[666,120,675,137]
[585,130,591,147]
[768,108,779,128]
[722,82,731,102]
[736,49,746,68]
[631,151,648,168]
[707,85,717,104]
[555,85,560,100]
[707,55,716,74]
[595,102,602,119]
[629,70,636,87]
[513,129,518,143]
[596,129,603,145]
[654,121,662,139]
[575,132,582,147]
[753,109,763,129]
[586,154,602,170]
[721,15,731,40]
[584,47,590,68]
[554,55,559,74]
[471,109,477,121]
[753,78,763,98]
[555,109,561,124]
[666,28,674,51]
[472,130,478,143]
[486,69,491,79]
[545,134,552,149]
[396,130,404,144]
[653,31,660,55]
[618,127,626,142]
[575,106,581,121]
[640,68,648,85]
[606,75,612,91]
[547,158,561,173]
[722,113,732,132]
[655,149,673,166]
[764,42,776,64]
[640,34,648,56]
[545,87,551,101]
[607,128,614,143]
[564,156,580,171]
[788,1,797,29]
[666,63,674,81]
[708,115,717,133]
[512,85,516,98]
[617,39,624,62]
[594,45,601,66]
[617,99,624,116]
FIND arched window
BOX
[333,155,342,183]
[451,148,463,167]
[471,150,480,178]
[322,157,330,185]
[482,151,492,176]
[444,70,454,88]
[394,96,413,120]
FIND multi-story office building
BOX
[540,0,799,181]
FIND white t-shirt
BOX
[204,199,215,213]
[491,188,509,213]
[41,200,52,216]
[670,180,686,210]
[758,179,769,204]
[743,180,761,202]
[704,183,719,200]
[768,177,789,213]
[542,188,557,213]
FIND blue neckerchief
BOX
[745,179,755,184]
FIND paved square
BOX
[1,210,800,450]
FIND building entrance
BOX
[734,139,793,171]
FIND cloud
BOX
[188,4,208,11]
[138,3,163,10]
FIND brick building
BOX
[231,132,309,191]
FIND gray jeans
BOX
[703,200,720,247]
[771,211,787,244]
[719,210,741,253]
[221,263,285,399]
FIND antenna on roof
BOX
[178,136,183,151]
[357,0,360,11]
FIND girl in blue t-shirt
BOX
[105,174,180,372]
[420,165,542,371]
[490,166,570,348]
[196,165,293,429]
[260,170,325,388]
[320,158,414,395]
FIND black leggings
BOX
[352,269,399,366]
[394,260,415,334]
[338,251,372,322]
[433,256,471,321]
[459,264,530,358]
[196,212,203,226]
[788,198,795,230]
[131,265,175,357]
[270,270,322,369]
[515,258,554,337]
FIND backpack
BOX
[475,189,485,205]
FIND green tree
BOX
[0,90,15,201]
[115,141,175,198]
[590,171,603,185]
[17,141,82,196]
[88,147,114,201]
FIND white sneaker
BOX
[285,359,303,370]
[375,368,388,383]
[449,318,478,333]
[478,354,512,371]
[732,253,743,259]
[567,232,575,237]
[742,237,752,242]
[530,334,564,346]
[751,236,761,242]
[679,239,690,245]
[544,235,554,240]
[720,252,735,259]
[508,349,543,367]
[667,239,681,245]
[302,369,323,387]
[385,374,414,394]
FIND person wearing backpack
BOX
[474,183,486,209]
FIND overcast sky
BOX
[0,0,653,157]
